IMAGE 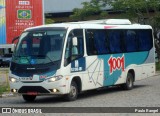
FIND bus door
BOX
[64,29,85,84]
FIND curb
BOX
[0,93,15,98]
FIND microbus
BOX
[9,19,155,101]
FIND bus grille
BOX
[18,86,50,94]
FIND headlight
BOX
[47,75,63,82]
[9,77,18,83]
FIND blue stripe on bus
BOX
[98,51,149,86]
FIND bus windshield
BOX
[12,29,66,65]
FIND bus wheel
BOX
[22,95,36,102]
[121,72,134,90]
[65,81,78,101]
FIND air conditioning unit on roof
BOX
[105,19,131,25]
[70,19,132,25]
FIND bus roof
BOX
[25,19,152,31]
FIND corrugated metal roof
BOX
[44,0,91,13]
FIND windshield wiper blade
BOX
[45,54,55,65]
[30,54,55,65]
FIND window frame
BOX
[85,29,153,56]
[64,29,84,66]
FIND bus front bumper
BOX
[9,76,68,95]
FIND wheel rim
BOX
[70,85,77,98]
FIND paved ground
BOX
[0,74,160,107]
[0,70,160,115]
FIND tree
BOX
[45,18,55,24]
[112,0,160,23]
[70,0,106,21]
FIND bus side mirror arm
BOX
[12,36,19,44]
[11,36,19,52]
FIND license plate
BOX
[19,77,33,81]
[19,75,39,81]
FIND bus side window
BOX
[137,30,153,51]
[64,29,84,66]
[125,30,138,52]
[93,30,108,54]
[85,30,97,55]
[108,30,122,53]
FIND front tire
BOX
[65,81,78,101]
[121,72,134,90]
[22,95,36,102]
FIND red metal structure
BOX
[5,0,43,44]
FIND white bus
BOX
[9,19,155,102]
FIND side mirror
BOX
[72,37,78,46]
[72,37,78,55]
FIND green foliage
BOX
[110,0,160,24]
[70,0,160,23]
[45,18,55,24]
[156,62,160,71]
[71,0,160,22]
[100,11,108,18]
[70,0,102,20]
[151,13,160,32]
[0,85,9,95]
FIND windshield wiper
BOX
[45,54,55,65]
[30,54,55,65]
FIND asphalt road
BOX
[0,75,160,107]
[0,73,160,108]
